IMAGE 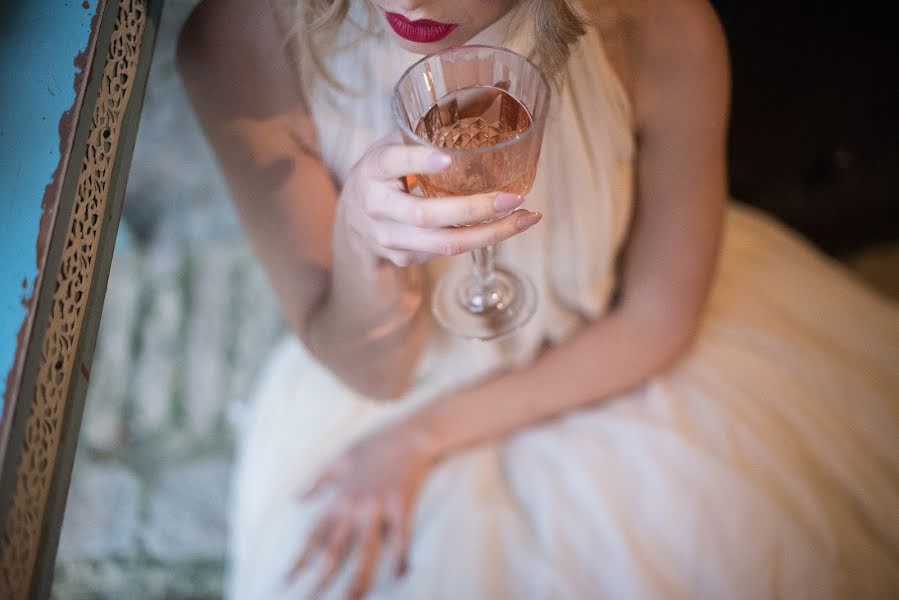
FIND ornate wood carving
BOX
[0,1,147,596]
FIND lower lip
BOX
[385,12,457,43]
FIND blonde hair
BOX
[286,0,591,89]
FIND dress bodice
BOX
[302,1,636,386]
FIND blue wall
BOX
[0,2,99,413]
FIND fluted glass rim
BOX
[391,44,550,156]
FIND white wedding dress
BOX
[227,5,899,598]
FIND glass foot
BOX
[431,264,537,341]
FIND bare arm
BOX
[176,0,538,398]
[176,0,420,397]
[402,0,730,455]
[287,1,730,592]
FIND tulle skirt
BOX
[227,205,899,599]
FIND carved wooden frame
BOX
[0,0,162,597]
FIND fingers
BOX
[289,500,395,598]
[364,144,451,181]
[387,496,412,578]
[311,514,355,597]
[348,505,384,600]
[374,209,542,257]
[365,189,526,228]
[288,514,332,581]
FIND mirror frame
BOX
[0,0,163,596]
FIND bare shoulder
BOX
[177,0,282,75]
[177,0,304,118]
[580,0,727,107]
[584,0,724,53]
[609,0,730,135]
[638,0,729,107]
[643,0,727,65]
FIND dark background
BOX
[711,0,898,255]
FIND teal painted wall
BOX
[0,2,100,413]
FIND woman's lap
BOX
[227,205,899,598]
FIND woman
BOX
[178,0,899,597]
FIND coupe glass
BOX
[392,45,550,341]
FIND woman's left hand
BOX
[287,422,438,599]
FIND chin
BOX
[390,36,461,55]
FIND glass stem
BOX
[464,245,500,313]
[472,245,496,287]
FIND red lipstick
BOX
[385,12,458,43]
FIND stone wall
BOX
[52,1,284,598]
[52,236,283,600]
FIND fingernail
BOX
[517,211,542,231]
[426,151,452,170]
[494,193,523,211]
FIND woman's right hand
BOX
[339,134,542,267]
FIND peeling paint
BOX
[0,2,103,423]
